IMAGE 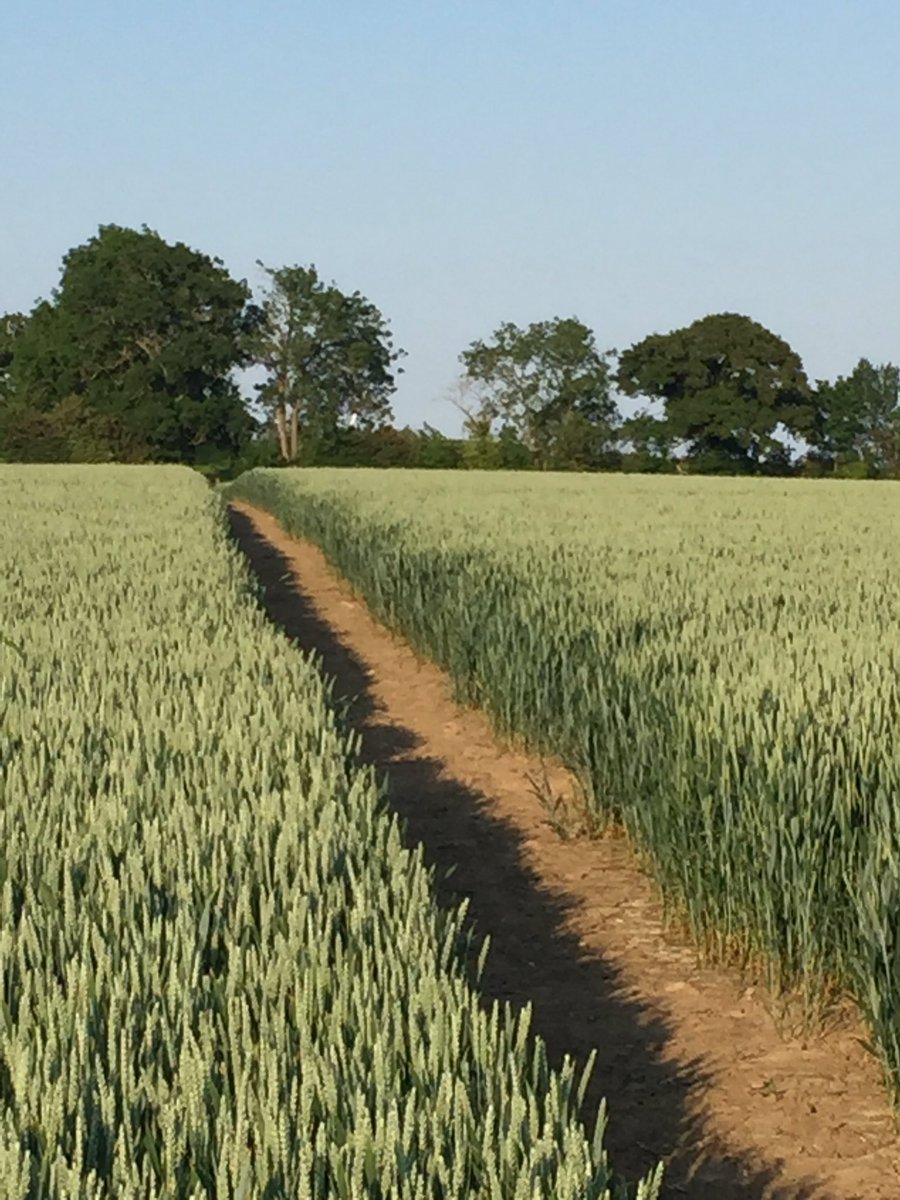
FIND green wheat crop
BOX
[224,466,900,1113]
[0,465,662,1200]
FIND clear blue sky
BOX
[4,1,899,434]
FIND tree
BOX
[459,410,502,470]
[0,312,27,401]
[546,409,621,471]
[616,313,814,473]
[616,410,677,473]
[418,424,464,469]
[496,424,533,469]
[618,410,675,457]
[251,263,404,463]
[0,314,28,458]
[812,359,900,477]
[1,225,256,464]
[459,318,617,469]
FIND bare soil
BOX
[228,501,900,1200]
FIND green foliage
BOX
[813,359,900,478]
[834,458,879,480]
[460,318,617,469]
[312,425,422,469]
[251,263,404,463]
[191,434,283,482]
[682,447,755,476]
[619,451,676,474]
[497,423,533,469]
[447,400,531,471]
[545,411,619,471]
[0,312,26,405]
[617,413,677,473]
[617,411,676,462]
[795,454,829,478]
[227,467,900,1117]
[0,465,659,1199]
[617,314,814,472]
[0,392,152,464]
[458,409,502,470]
[418,424,464,469]
[228,426,467,473]
[1,225,256,465]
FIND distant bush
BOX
[835,459,878,480]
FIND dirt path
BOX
[228,501,899,1200]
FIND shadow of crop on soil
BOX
[228,504,823,1200]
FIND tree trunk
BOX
[274,405,290,462]
[289,405,300,462]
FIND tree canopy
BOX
[251,263,404,462]
[617,313,815,473]
[1,224,256,464]
[812,358,900,477]
[459,317,617,469]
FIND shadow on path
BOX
[228,504,823,1200]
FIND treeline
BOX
[2,223,899,479]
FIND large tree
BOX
[459,317,617,470]
[1,224,256,463]
[616,313,814,473]
[251,263,404,463]
[812,359,900,477]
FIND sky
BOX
[4,0,900,435]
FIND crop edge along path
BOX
[228,497,900,1200]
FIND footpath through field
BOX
[229,500,900,1200]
